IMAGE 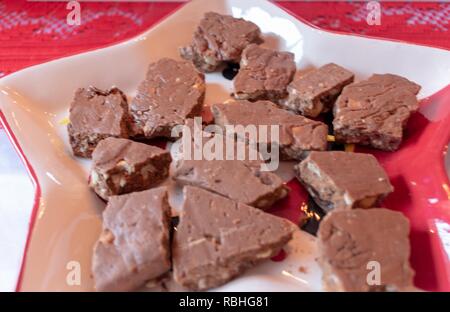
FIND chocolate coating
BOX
[92,187,171,292]
[180,12,262,72]
[283,63,354,117]
[233,44,296,101]
[172,186,293,290]
[130,58,205,139]
[68,86,129,158]
[318,208,414,291]
[295,151,393,211]
[90,137,171,200]
[212,100,328,160]
[173,158,289,210]
[333,74,421,151]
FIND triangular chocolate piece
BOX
[172,186,294,290]
[92,187,171,291]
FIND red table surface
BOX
[0,0,449,79]
[0,0,450,291]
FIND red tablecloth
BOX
[0,0,449,79]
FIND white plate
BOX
[1,0,450,291]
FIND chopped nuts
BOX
[99,229,115,244]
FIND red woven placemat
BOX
[0,0,182,77]
[282,1,450,50]
[0,0,449,79]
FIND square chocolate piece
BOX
[318,208,414,291]
[233,44,296,101]
[212,100,328,160]
[67,86,129,158]
[180,12,262,72]
[92,187,171,291]
[129,58,205,139]
[172,186,293,290]
[173,158,289,210]
[295,151,393,211]
[283,63,354,117]
[90,137,171,200]
[333,74,421,151]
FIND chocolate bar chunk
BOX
[90,137,171,200]
[129,58,205,139]
[318,208,414,291]
[295,151,393,211]
[212,100,328,160]
[180,12,262,72]
[172,186,294,290]
[173,157,289,209]
[92,187,171,292]
[283,63,354,117]
[67,86,129,158]
[172,123,289,207]
[233,44,296,101]
[333,74,421,151]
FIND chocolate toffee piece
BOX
[174,117,263,164]
[67,86,129,158]
[129,58,205,139]
[318,208,414,291]
[90,137,171,200]
[173,158,289,210]
[333,74,421,151]
[212,100,328,160]
[283,63,354,117]
[172,120,289,209]
[233,44,296,101]
[180,12,262,72]
[295,151,393,211]
[92,187,171,292]
[172,186,294,290]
